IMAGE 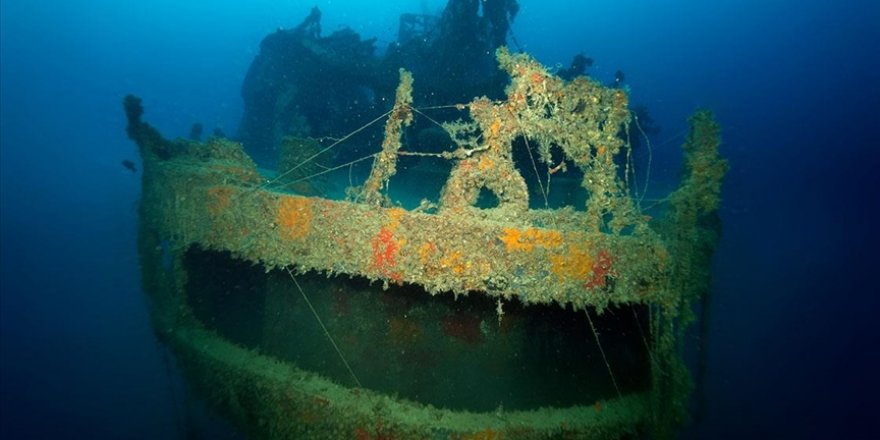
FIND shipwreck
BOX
[127,26,726,438]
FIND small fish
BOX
[122,160,137,173]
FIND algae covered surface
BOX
[130,39,726,440]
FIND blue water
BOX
[1,1,878,438]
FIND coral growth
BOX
[369,208,408,282]
[681,109,728,213]
[549,243,594,284]
[277,196,314,240]
[585,249,615,289]
[371,227,401,281]
[435,48,642,233]
[361,69,414,206]
[498,227,562,252]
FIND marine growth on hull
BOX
[127,5,727,439]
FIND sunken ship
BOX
[126,2,726,439]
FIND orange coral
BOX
[277,196,313,240]
[418,241,437,265]
[488,118,502,138]
[478,156,495,171]
[440,249,468,274]
[386,207,406,232]
[550,243,594,283]
[499,227,562,252]
[531,72,543,85]
[550,245,616,289]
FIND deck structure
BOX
[129,48,726,439]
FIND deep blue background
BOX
[2,1,878,438]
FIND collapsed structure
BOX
[128,46,726,439]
